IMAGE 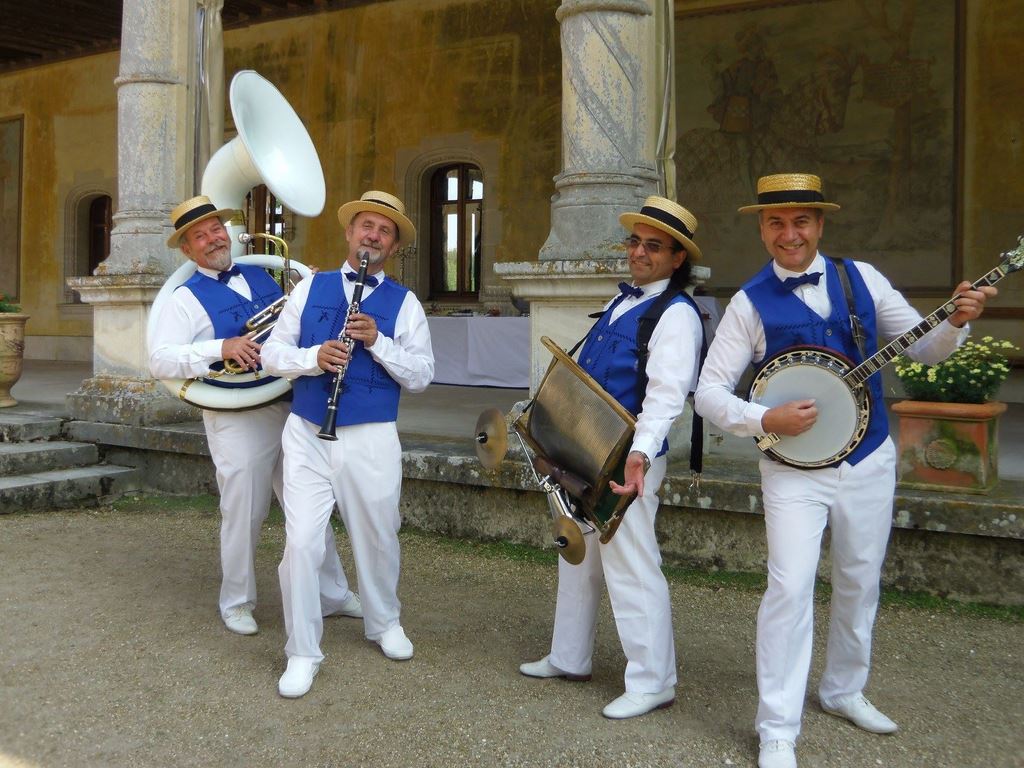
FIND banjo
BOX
[749,240,1024,468]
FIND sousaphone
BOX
[148,70,324,411]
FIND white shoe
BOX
[601,687,675,719]
[759,740,796,768]
[377,625,413,660]
[324,592,363,619]
[518,656,591,682]
[278,657,320,698]
[821,692,898,734]
[223,606,257,635]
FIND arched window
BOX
[87,195,112,275]
[246,184,288,241]
[429,163,482,299]
[63,189,113,304]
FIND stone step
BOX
[0,441,99,476]
[0,465,140,513]
[0,413,64,443]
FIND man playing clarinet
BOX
[262,190,434,698]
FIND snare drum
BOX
[514,337,637,542]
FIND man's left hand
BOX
[948,281,997,328]
[609,450,648,498]
[345,312,379,347]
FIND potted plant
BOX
[892,336,1019,493]
[0,293,29,408]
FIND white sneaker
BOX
[324,592,363,619]
[518,656,591,682]
[601,688,675,719]
[821,692,898,734]
[377,625,413,660]
[278,657,319,698]
[759,740,796,768]
[223,606,257,635]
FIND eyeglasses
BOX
[623,235,673,255]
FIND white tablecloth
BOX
[427,316,531,388]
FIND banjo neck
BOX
[843,260,1017,388]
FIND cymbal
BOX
[474,408,508,469]
[553,516,585,565]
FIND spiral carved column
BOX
[540,0,659,262]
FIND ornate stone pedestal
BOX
[66,275,197,426]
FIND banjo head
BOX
[750,347,867,467]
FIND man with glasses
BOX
[519,195,706,719]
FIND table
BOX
[427,316,531,388]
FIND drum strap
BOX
[829,257,868,362]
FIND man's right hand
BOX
[317,339,351,373]
[221,336,261,372]
[761,399,818,436]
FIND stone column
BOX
[66,0,198,425]
[540,0,659,262]
[500,1,705,464]
[500,0,667,388]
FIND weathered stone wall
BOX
[68,420,1024,606]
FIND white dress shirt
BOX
[262,266,434,394]
[148,265,255,379]
[601,277,704,461]
[694,252,968,438]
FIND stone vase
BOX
[0,313,29,407]
[891,399,1007,494]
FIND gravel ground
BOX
[0,497,1021,768]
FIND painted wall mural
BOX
[675,0,958,292]
[0,116,22,300]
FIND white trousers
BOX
[548,455,677,694]
[202,401,289,619]
[755,438,896,743]
[279,413,403,662]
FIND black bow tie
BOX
[782,272,822,291]
[618,282,643,299]
[217,265,242,283]
[346,271,380,288]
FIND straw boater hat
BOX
[619,195,702,260]
[166,195,241,248]
[738,172,841,214]
[337,190,417,248]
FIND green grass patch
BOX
[102,495,1023,623]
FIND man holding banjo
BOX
[694,173,996,768]
[261,190,434,699]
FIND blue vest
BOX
[742,257,887,466]
[290,271,406,428]
[181,264,283,338]
[577,291,697,457]
[180,265,285,389]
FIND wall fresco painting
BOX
[0,116,22,300]
[675,0,958,292]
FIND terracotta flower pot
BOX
[0,313,29,407]
[891,399,1008,494]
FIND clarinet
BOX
[317,250,371,441]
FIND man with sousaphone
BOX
[517,196,707,720]
[149,195,327,637]
[261,190,434,699]
[694,173,998,768]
